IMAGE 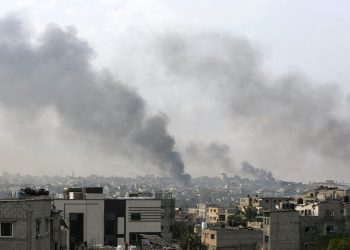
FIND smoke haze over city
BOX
[1,1,350,182]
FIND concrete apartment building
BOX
[53,187,175,249]
[206,207,236,224]
[240,196,293,214]
[262,186,350,250]
[0,195,63,250]
[197,203,216,222]
[262,210,300,250]
[201,228,262,250]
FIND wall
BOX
[54,199,105,248]
[263,210,300,250]
[202,229,262,250]
[0,199,51,250]
[125,199,162,243]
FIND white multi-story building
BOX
[53,187,174,249]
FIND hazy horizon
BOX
[1,1,350,182]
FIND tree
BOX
[310,234,350,250]
[327,237,350,250]
[179,225,203,250]
[227,213,243,227]
[240,205,257,222]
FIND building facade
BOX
[263,187,350,250]
[54,187,174,249]
[0,197,61,250]
[201,228,262,250]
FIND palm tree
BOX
[227,213,243,227]
[240,205,257,222]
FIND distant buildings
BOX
[197,186,350,250]
[262,186,350,250]
[206,207,236,224]
[240,196,293,214]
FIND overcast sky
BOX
[1,1,350,182]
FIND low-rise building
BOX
[197,203,215,222]
[240,196,293,214]
[201,228,262,250]
[0,193,64,250]
[262,210,300,250]
[263,187,350,250]
[54,187,175,249]
[206,207,236,224]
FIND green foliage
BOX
[171,222,188,240]
[309,234,350,250]
[327,237,350,250]
[241,205,257,221]
[227,213,243,227]
[179,225,203,250]
[227,206,257,227]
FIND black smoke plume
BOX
[0,16,190,185]
[155,32,350,176]
[185,142,235,174]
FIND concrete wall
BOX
[202,229,262,250]
[125,199,162,242]
[0,199,51,250]
[263,210,300,250]
[161,198,175,243]
[54,199,105,248]
[299,214,346,248]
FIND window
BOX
[210,234,215,239]
[305,226,315,233]
[326,225,335,233]
[45,219,49,233]
[130,213,141,221]
[264,235,269,243]
[36,219,41,236]
[325,210,334,217]
[105,220,115,235]
[264,218,270,225]
[0,223,13,237]
[305,226,316,233]
[305,210,312,216]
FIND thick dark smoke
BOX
[185,142,235,174]
[156,32,350,173]
[0,16,190,185]
[240,161,274,181]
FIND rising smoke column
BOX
[241,161,274,181]
[155,32,350,175]
[185,142,235,174]
[0,16,191,185]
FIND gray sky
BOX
[1,1,350,182]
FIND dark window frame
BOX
[0,222,13,237]
[130,213,141,221]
